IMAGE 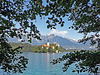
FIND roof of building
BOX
[43,44,50,47]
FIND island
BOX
[33,40,64,53]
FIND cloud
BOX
[49,29,68,35]
[73,39,77,41]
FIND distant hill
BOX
[10,42,35,52]
[8,34,93,50]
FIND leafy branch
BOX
[51,50,100,74]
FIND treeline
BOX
[10,42,66,53]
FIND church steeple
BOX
[47,39,49,46]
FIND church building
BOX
[41,39,50,49]
[41,39,60,53]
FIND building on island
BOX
[41,39,60,53]
[41,39,50,49]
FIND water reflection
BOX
[52,53,55,59]
[46,53,50,67]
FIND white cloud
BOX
[49,29,68,35]
[73,39,77,41]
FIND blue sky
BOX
[33,15,84,41]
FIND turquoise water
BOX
[0,52,91,75]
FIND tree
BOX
[0,0,100,74]
[0,0,42,74]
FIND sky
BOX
[33,15,84,41]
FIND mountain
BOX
[8,34,92,50]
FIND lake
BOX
[0,52,94,75]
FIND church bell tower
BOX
[47,39,49,46]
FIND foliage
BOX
[0,40,28,73]
[51,50,100,74]
[33,46,48,53]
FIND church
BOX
[41,39,60,53]
[41,39,50,49]
[41,39,55,49]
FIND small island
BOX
[33,40,62,53]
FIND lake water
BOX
[0,52,94,75]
